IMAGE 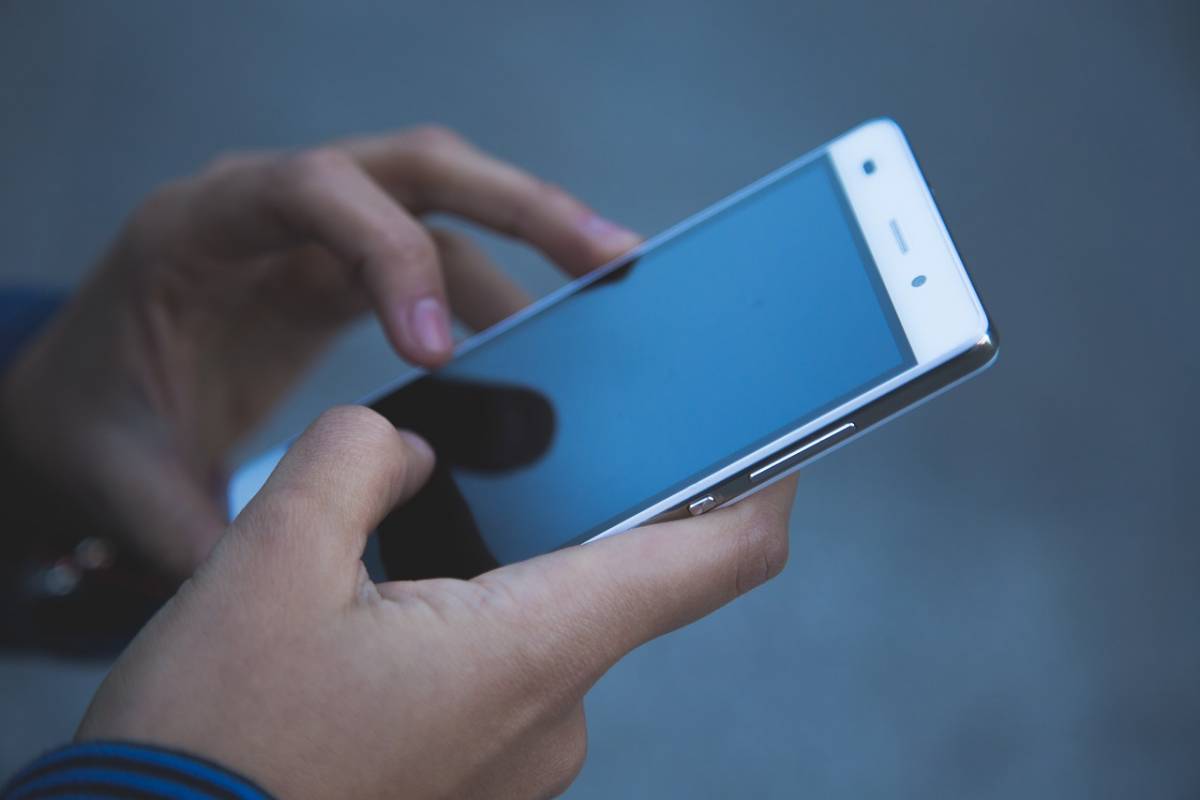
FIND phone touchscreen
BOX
[367,153,916,575]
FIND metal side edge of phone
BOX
[647,326,1000,525]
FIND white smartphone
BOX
[229,118,996,580]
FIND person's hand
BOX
[77,406,797,799]
[0,126,639,578]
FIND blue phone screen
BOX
[368,153,915,574]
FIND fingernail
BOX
[579,213,640,250]
[410,297,453,356]
[398,430,434,461]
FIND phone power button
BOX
[688,495,717,515]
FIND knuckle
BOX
[530,177,566,204]
[426,226,461,253]
[404,123,469,154]
[280,147,354,189]
[204,149,269,177]
[313,405,398,451]
[124,179,187,243]
[730,503,790,596]
[388,578,488,622]
[564,712,589,770]
[503,178,568,238]
[470,572,526,618]
[377,226,438,269]
[314,402,385,429]
[533,180,572,206]
[310,405,411,499]
[545,721,589,796]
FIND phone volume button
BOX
[688,495,717,516]
[748,422,857,484]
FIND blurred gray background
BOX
[2,1,1198,797]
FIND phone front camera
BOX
[862,159,876,175]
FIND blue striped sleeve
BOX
[0,288,67,375]
[1,741,274,800]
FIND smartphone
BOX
[229,118,996,580]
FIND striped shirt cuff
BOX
[1,741,274,800]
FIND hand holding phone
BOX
[77,406,798,799]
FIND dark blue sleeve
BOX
[0,288,68,374]
[1,741,274,799]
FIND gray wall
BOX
[2,1,1198,796]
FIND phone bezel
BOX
[829,119,988,362]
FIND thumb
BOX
[230,405,434,587]
[475,475,798,685]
